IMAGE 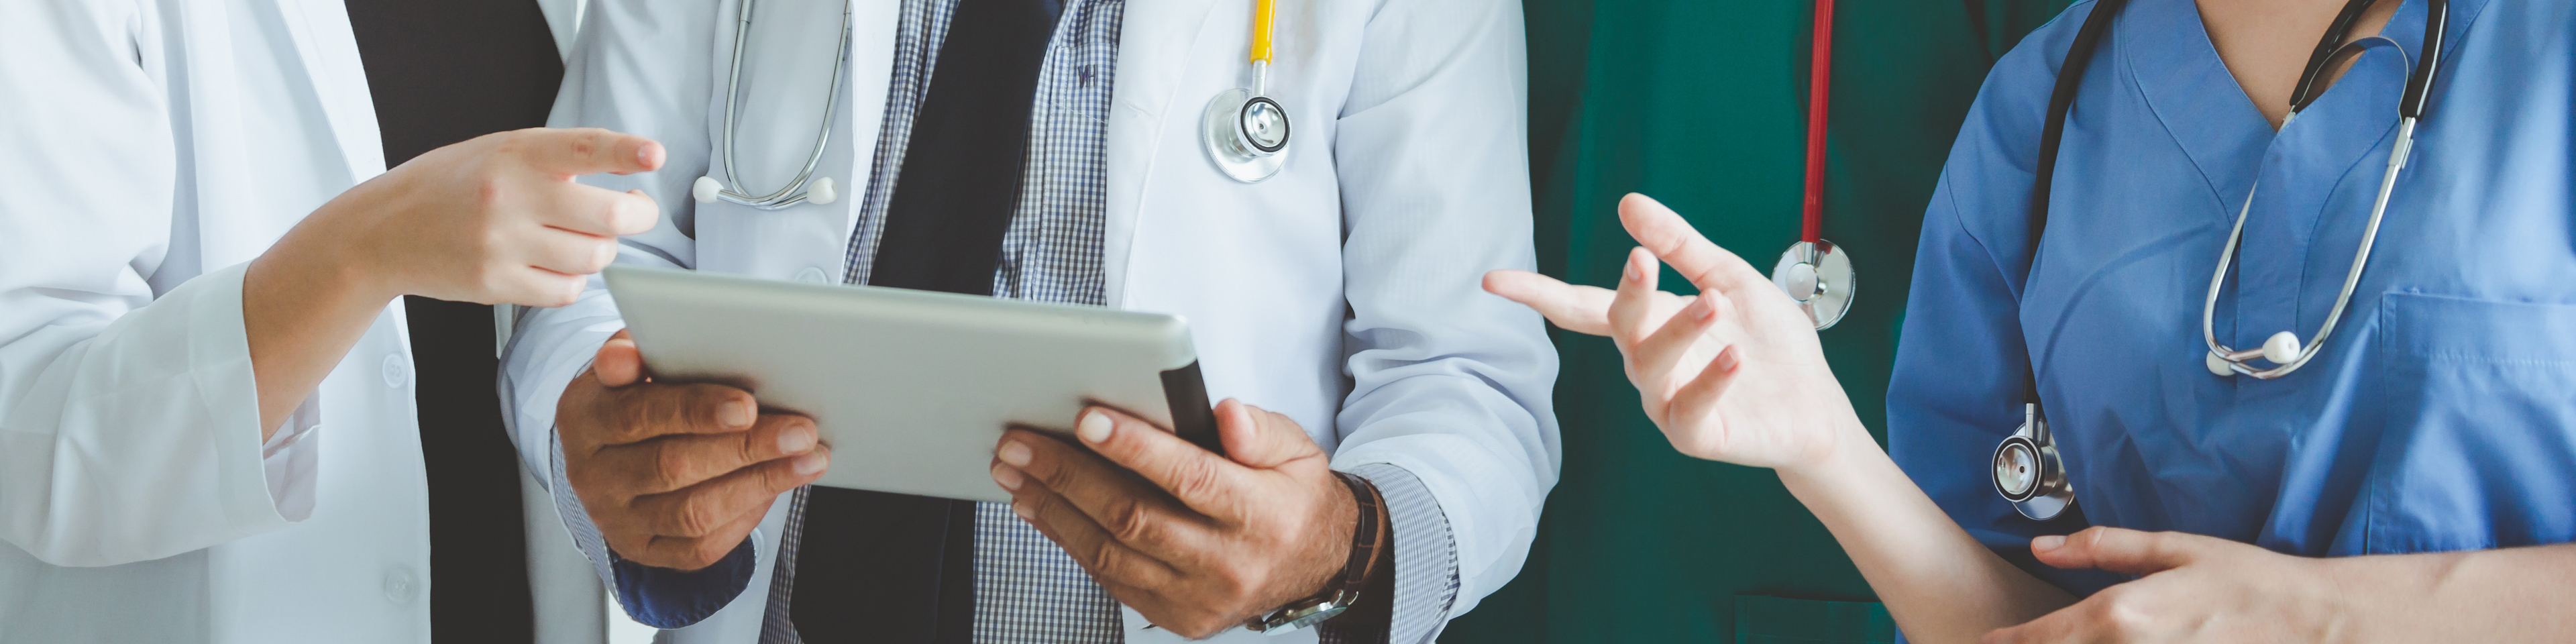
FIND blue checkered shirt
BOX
[742,0,1460,640]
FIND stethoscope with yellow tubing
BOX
[1203,0,1293,182]
[1988,0,2448,521]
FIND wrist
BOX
[1776,413,1879,486]
[269,198,403,303]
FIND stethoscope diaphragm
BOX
[1203,88,1290,182]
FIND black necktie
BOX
[787,0,1063,641]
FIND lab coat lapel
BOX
[168,0,269,271]
[1102,0,1222,308]
[267,0,385,185]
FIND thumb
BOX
[592,329,643,387]
[1215,398,1322,470]
[2030,527,2205,576]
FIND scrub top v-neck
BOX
[1888,0,2576,595]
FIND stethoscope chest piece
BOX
[1992,404,2074,521]
[1202,88,1291,182]
[1772,240,1856,330]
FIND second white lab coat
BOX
[0,1,429,642]
[502,0,1559,641]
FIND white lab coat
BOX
[0,1,429,643]
[502,0,1558,642]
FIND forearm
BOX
[2330,542,2576,643]
[242,215,398,437]
[1776,424,2074,644]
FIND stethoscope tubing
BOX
[1999,0,2447,520]
[711,0,855,209]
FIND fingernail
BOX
[998,441,1032,467]
[1012,500,1034,521]
[2031,535,2065,551]
[1688,296,1717,322]
[777,425,816,453]
[991,464,1022,490]
[1715,345,1741,372]
[1077,411,1114,443]
[1625,254,1645,282]
[793,451,828,475]
[718,401,753,428]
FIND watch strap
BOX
[1246,470,1383,633]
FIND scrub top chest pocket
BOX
[2361,292,2576,555]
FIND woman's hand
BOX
[244,127,663,433]
[1483,193,1867,472]
[276,127,664,307]
[1987,527,2349,644]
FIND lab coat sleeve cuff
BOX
[257,396,324,522]
[1322,462,1462,644]
[183,262,294,535]
[548,415,761,628]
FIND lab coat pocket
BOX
[2365,293,2576,555]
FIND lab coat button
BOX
[381,354,411,388]
[795,267,830,284]
[382,567,419,604]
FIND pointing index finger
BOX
[520,127,665,177]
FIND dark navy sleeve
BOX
[607,538,760,629]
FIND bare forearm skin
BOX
[1774,422,2076,644]
[2328,542,2576,643]
[241,207,399,439]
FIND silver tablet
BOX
[603,266,1218,502]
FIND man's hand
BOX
[989,400,1388,638]
[1983,527,2347,643]
[555,330,831,570]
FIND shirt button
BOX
[380,354,411,388]
[795,266,830,284]
[382,566,419,605]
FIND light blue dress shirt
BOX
[1890,0,2575,595]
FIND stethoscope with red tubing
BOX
[1774,0,1856,330]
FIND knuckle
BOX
[672,496,721,536]
[1171,459,1224,502]
[649,441,696,490]
[475,174,509,210]
[695,541,732,570]
[1105,498,1154,543]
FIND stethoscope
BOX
[1201,0,1291,182]
[1990,0,2447,521]
[1774,0,1855,330]
[690,0,856,209]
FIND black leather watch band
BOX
[1246,470,1383,633]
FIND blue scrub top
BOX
[1889,0,2573,594]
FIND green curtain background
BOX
[1443,1,2075,641]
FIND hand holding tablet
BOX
[600,266,1220,503]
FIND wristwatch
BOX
[1246,471,1385,633]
